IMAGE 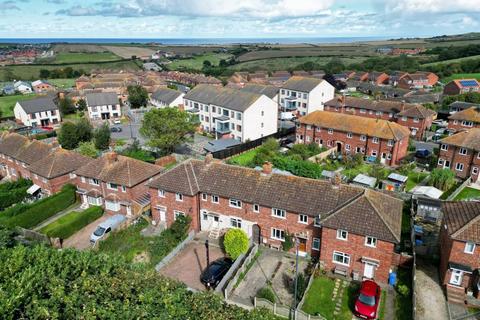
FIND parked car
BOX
[90,214,126,245]
[200,257,233,288]
[432,119,448,128]
[431,134,442,142]
[111,126,122,133]
[354,280,381,320]
[415,149,431,158]
[113,119,121,125]
[279,112,296,121]
[435,128,446,135]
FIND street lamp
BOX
[205,239,210,267]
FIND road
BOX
[110,123,144,144]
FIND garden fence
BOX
[410,199,417,320]
[254,297,326,320]
[222,243,259,300]
[297,262,319,310]
[447,177,471,201]
[155,230,195,271]
[16,227,50,244]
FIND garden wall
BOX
[307,147,337,163]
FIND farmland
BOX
[442,73,480,83]
[422,55,480,67]
[0,94,37,117]
[168,53,233,70]
[39,52,122,64]
[47,78,76,89]
[102,46,156,58]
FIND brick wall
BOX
[438,145,479,181]
[31,173,74,195]
[448,120,480,132]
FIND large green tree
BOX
[140,108,197,154]
[429,168,456,191]
[58,97,75,115]
[58,119,93,150]
[127,85,149,109]
[94,122,111,150]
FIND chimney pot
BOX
[262,161,272,175]
[205,153,213,164]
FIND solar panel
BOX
[459,80,479,87]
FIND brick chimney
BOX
[205,153,213,165]
[262,161,272,175]
[106,152,118,163]
[331,173,342,189]
[58,91,65,100]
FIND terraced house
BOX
[448,107,480,132]
[324,96,436,140]
[438,129,480,182]
[296,111,410,166]
[148,157,404,283]
[183,84,278,142]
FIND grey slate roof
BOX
[151,88,183,105]
[240,84,279,99]
[86,92,119,107]
[184,84,262,112]
[17,96,58,114]
[282,76,324,92]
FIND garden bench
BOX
[334,265,348,277]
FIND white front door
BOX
[450,270,463,286]
[159,208,166,222]
[364,263,375,279]
[380,153,387,164]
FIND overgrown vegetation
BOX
[58,119,93,150]
[120,139,156,163]
[0,178,32,210]
[395,268,413,320]
[428,168,456,191]
[40,206,103,239]
[257,286,276,303]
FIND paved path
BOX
[416,258,448,320]
[63,214,110,250]
[33,203,82,231]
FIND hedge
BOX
[40,206,103,239]
[3,184,76,229]
[0,179,33,210]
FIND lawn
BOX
[40,206,103,239]
[440,181,462,200]
[46,52,121,64]
[227,148,259,167]
[168,53,233,70]
[405,172,429,192]
[341,163,371,180]
[0,93,36,117]
[454,187,480,201]
[47,78,76,89]
[442,73,480,84]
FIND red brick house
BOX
[147,158,404,283]
[368,72,389,85]
[398,72,438,90]
[444,79,480,96]
[439,201,480,303]
[28,148,92,196]
[74,152,163,217]
[296,111,410,166]
[351,72,369,82]
[438,129,480,182]
[324,96,436,140]
[32,80,55,94]
[448,107,480,132]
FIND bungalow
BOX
[31,80,55,93]
[444,79,480,96]
[13,81,32,94]
[74,152,163,217]
[351,72,369,82]
[13,96,61,127]
[183,84,278,142]
[438,129,480,182]
[398,72,439,90]
[85,92,121,120]
[440,201,480,304]
[150,88,184,108]
[448,107,480,132]
[279,76,335,116]
[296,111,410,166]
[148,157,404,283]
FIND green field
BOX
[0,94,37,117]
[442,73,480,83]
[168,53,233,70]
[422,55,480,67]
[39,52,121,64]
[47,78,76,89]
[0,60,141,81]
[228,56,367,72]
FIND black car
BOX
[415,149,431,158]
[110,127,122,133]
[200,257,233,288]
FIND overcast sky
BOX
[0,0,479,38]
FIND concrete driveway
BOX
[63,215,111,250]
[415,258,448,320]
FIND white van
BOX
[280,112,296,121]
[90,214,126,245]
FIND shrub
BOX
[224,228,249,260]
[396,284,410,297]
[429,168,456,191]
[283,232,294,251]
[257,286,276,303]
[41,206,103,239]
[291,273,307,301]
[0,178,32,210]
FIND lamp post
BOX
[205,239,210,266]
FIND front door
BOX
[364,263,375,279]
[450,270,463,286]
[159,208,166,222]
[381,153,387,164]
[298,238,307,254]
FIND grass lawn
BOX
[405,172,429,192]
[454,187,480,201]
[40,206,103,239]
[395,268,413,320]
[48,78,76,89]
[442,73,480,83]
[378,290,387,320]
[227,148,258,167]
[169,53,233,70]
[440,181,462,200]
[46,52,121,64]
[0,94,36,117]
[342,163,371,180]
[62,112,84,122]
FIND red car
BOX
[354,280,381,319]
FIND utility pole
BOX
[205,239,210,266]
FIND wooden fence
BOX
[254,297,326,320]
[155,230,195,271]
[447,177,472,201]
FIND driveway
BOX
[159,242,225,291]
[414,140,439,153]
[415,258,448,320]
[63,214,111,250]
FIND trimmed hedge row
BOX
[0,179,33,211]
[3,184,76,229]
[41,206,103,239]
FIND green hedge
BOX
[0,178,32,192]
[0,179,33,211]
[3,184,76,229]
[40,206,103,239]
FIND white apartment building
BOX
[279,76,335,116]
[183,84,278,142]
[150,88,184,108]
[85,92,121,120]
[14,96,61,127]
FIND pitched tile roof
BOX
[15,140,53,165]
[397,104,437,119]
[299,111,411,141]
[282,76,324,92]
[442,201,480,243]
[240,84,279,99]
[184,84,262,112]
[449,107,480,123]
[75,153,163,187]
[17,96,58,114]
[440,129,480,152]
[148,159,403,243]
[28,148,92,179]
[151,88,183,105]
[0,132,29,158]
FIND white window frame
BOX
[253,204,260,213]
[328,129,333,135]
[387,140,394,147]
[201,193,207,201]
[336,229,348,240]
[372,137,379,144]
[229,198,242,208]
[441,144,448,151]
[271,228,285,241]
[465,242,476,254]
[175,193,183,202]
[174,210,185,220]
[90,178,100,186]
[360,135,367,142]
[298,214,308,224]
[312,238,320,251]
[272,208,286,219]
[158,189,166,198]
[211,195,219,203]
[230,217,242,229]
[107,182,118,190]
[347,132,352,139]
[459,148,467,155]
[365,236,377,248]
[121,186,126,193]
[333,251,350,266]
[473,167,479,175]
[314,215,321,227]
[455,163,464,172]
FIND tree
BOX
[127,85,148,109]
[58,97,75,115]
[223,228,249,260]
[140,108,197,154]
[203,60,212,68]
[58,122,79,150]
[77,141,98,158]
[429,168,456,191]
[77,98,87,111]
[76,118,93,142]
[39,69,51,79]
[94,122,111,150]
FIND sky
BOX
[0,0,479,38]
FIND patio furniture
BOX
[334,265,348,277]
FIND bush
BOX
[257,286,276,303]
[429,168,456,191]
[283,232,294,251]
[224,228,249,260]
[41,206,103,239]
[4,184,76,229]
[291,273,307,301]
[396,284,410,297]
[0,179,32,210]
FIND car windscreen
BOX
[94,227,106,237]
[358,293,376,306]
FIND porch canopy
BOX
[26,184,41,195]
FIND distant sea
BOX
[0,37,388,45]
